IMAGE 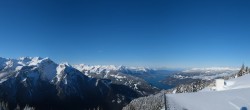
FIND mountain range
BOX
[0,57,159,110]
[0,57,243,110]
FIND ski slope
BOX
[166,74,250,110]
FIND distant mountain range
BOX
[171,67,239,79]
[0,57,159,110]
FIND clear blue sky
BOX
[0,0,250,68]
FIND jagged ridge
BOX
[0,57,159,110]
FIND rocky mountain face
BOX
[0,57,111,110]
[0,57,158,110]
[74,64,159,96]
[73,64,154,78]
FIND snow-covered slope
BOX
[166,74,250,110]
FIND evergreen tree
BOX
[238,64,246,77]
[241,64,245,72]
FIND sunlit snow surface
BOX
[166,74,250,110]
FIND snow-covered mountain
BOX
[0,57,159,110]
[74,64,159,96]
[173,67,239,80]
[183,67,240,72]
[0,57,115,109]
[0,57,57,81]
[74,64,154,76]
[2,56,243,110]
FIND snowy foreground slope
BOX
[166,74,250,110]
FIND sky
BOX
[0,0,250,68]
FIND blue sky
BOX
[0,0,250,68]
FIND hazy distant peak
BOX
[184,67,240,72]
